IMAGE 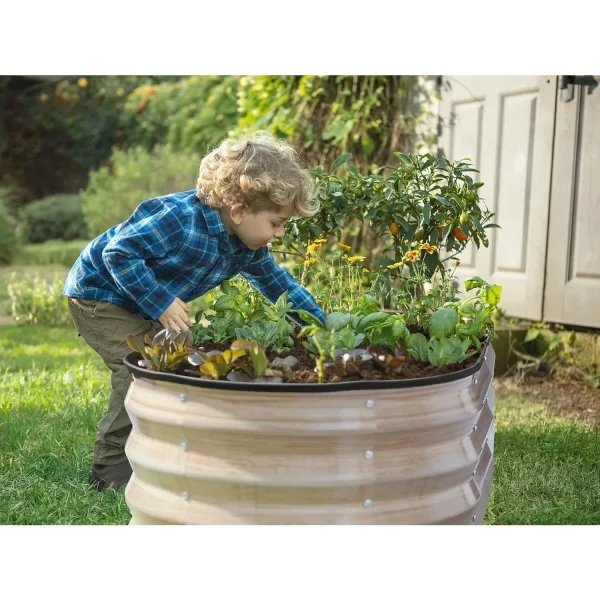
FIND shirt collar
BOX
[199,197,253,255]
[201,201,228,238]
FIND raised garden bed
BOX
[123,342,496,525]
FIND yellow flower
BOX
[304,258,317,267]
[419,243,438,254]
[455,259,461,266]
[307,242,323,254]
[362,267,370,273]
[403,240,409,245]
[403,250,420,263]
[78,77,88,88]
[314,237,328,244]
[387,261,404,270]
[117,88,125,96]
[346,256,366,264]
[39,93,48,102]
[338,243,351,252]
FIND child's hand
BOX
[158,297,194,332]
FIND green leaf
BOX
[394,152,412,165]
[408,333,429,362]
[423,204,431,225]
[464,276,487,291]
[356,312,390,332]
[324,312,352,331]
[220,280,238,296]
[524,329,540,343]
[292,309,323,326]
[213,295,238,312]
[485,284,502,307]
[429,308,458,338]
[330,153,352,174]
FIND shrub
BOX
[17,239,89,267]
[119,76,239,155]
[82,144,201,237]
[0,199,21,265]
[22,194,88,243]
[7,272,70,326]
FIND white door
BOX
[438,76,557,320]
[544,77,600,328]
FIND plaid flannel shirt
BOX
[63,190,325,324]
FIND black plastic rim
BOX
[123,341,487,394]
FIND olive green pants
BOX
[67,298,163,466]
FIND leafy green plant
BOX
[126,328,194,371]
[7,272,69,325]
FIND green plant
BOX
[82,144,200,237]
[192,280,297,352]
[119,76,239,156]
[126,328,194,371]
[7,272,70,325]
[22,194,88,243]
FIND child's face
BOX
[228,204,293,250]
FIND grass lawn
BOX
[1,323,598,525]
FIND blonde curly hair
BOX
[196,131,318,217]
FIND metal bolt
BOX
[472,470,476,476]
[363,499,373,508]
[473,425,478,431]
[181,492,189,501]
[473,376,478,385]
[484,396,488,404]
[472,515,476,522]
[364,450,374,460]
[179,392,186,402]
[484,355,487,361]
[365,399,374,409]
[179,442,187,451]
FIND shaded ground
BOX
[495,375,599,429]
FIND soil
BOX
[150,333,482,385]
[494,374,599,429]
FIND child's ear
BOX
[229,203,248,225]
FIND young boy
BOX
[64,131,325,491]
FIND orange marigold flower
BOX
[314,237,328,244]
[338,243,351,252]
[304,258,317,267]
[307,242,323,254]
[419,243,438,254]
[403,250,420,262]
[346,256,366,264]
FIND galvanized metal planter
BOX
[123,343,495,525]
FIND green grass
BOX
[0,323,598,525]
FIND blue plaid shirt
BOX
[64,190,325,324]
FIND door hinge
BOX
[558,75,599,102]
